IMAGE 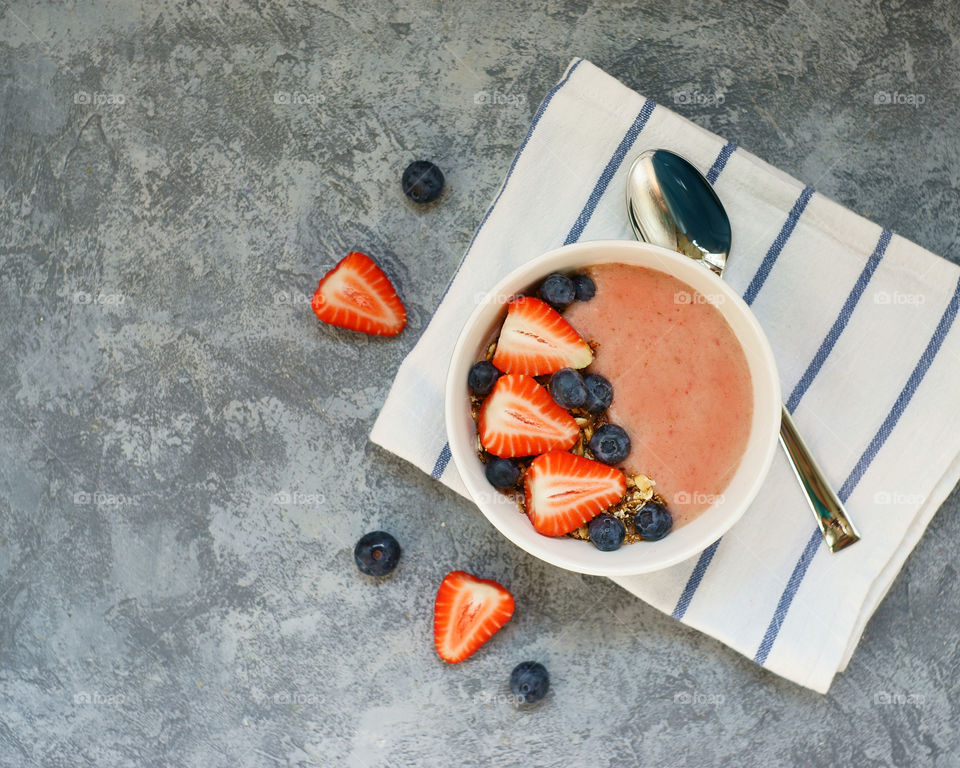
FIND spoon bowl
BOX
[626,149,730,276]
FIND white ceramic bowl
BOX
[444,240,781,576]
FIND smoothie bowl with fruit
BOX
[445,240,781,576]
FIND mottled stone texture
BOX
[1,1,958,766]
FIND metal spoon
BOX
[625,149,859,552]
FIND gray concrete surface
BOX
[1,0,958,766]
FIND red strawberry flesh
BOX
[478,374,579,458]
[492,296,592,376]
[434,571,515,663]
[311,251,406,336]
[524,451,626,536]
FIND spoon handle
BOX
[778,405,860,552]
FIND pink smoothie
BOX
[563,263,753,526]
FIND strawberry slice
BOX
[524,451,626,536]
[492,296,592,376]
[311,251,406,336]
[478,374,579,458]
[434,570,515,663]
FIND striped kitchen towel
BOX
[370,58,960,693]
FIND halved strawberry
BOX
[524,451,626,536]
[478,374,579,458]
[434,571,515,663]
[311,251,406,336]
[492,296,592,376]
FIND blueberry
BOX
[634,502,672,541]
[589,424,631,465]
[402,160,444,203]
[485,457,519,489]
[539,273,575,310]
[510,661,549,704]
[573,274,595,301]
[468,361,499,396]
[549,368,586,409]
[354,531,401,576]
[582,374,613,414]
[588,513,625,551]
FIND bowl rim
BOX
[444,240,781,576]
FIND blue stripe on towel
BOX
[837,275,960,500]
[706,141,737,185]
[430,59,584,480]
[671,539,721,619]
[753,273,960,666]
[431,443,452,480]
[786,229,892,412]
[562,99,657,245]
[742,185,815,306]
[752,527,823,666]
